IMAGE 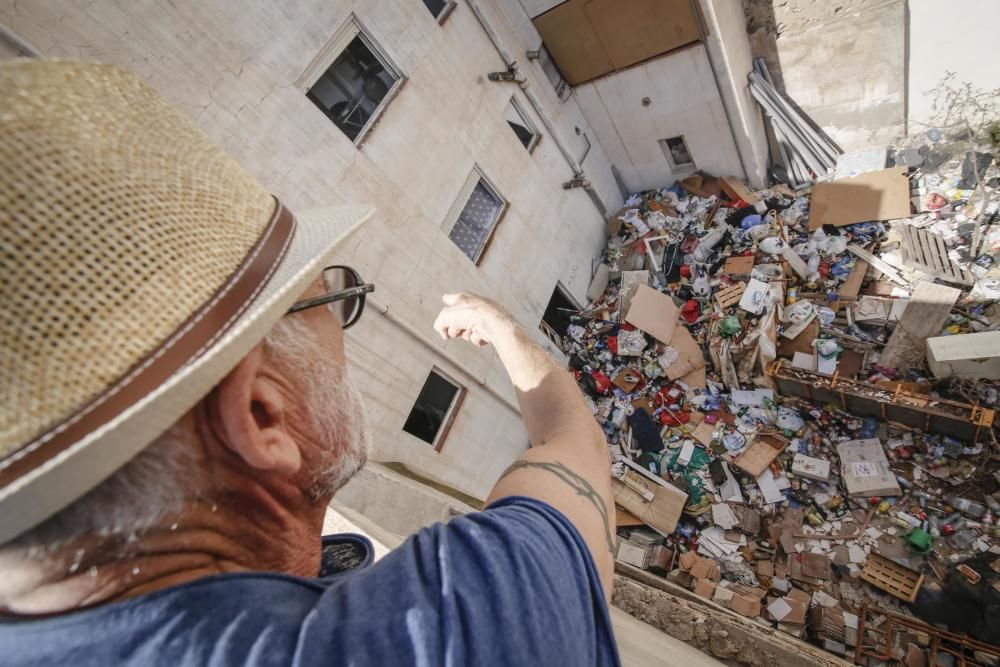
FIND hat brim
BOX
[0,204,375,544]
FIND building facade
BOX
[1,0,769,498]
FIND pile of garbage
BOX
[568,142,1000,660]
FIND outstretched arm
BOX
[434,293,614,597]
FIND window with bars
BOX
[302,18,404,144]
[443,167,507,264]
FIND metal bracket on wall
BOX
[487,64,520,82]
[562,175,589,190]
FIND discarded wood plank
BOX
[847,244,907,287]
[879,282,961,370]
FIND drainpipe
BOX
[0,24,40,57]
[466,0,610,219]
[365,297,521,416]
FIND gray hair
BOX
[0,316,363,578]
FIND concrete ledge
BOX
[613,566,851,667]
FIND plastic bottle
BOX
[947,495,987,519]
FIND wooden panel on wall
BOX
[532,0,613,85]
[532,0,702,86]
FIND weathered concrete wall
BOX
[0,0,620,498]
[907,0,1000,127]
[744,0,906,151]
[573,44,745,193]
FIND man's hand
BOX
[432,293,513,347]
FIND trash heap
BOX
[567,145,1000,661]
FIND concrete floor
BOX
[324,504,725,666]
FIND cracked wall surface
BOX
[0,0,623,498]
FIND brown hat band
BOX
[0,199,296,489]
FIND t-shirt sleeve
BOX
[299,496,620,666]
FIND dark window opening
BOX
[403,370,464,448]
[422,0,455,20]
[504,98,539,151]
[540,283,579,349]
[306,34,400,142]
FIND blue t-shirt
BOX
[1,496,620,666]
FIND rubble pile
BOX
[569,144,1000,661]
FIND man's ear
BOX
[210,346,302,475]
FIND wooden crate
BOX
[861,553,924,603]
[899,224,975,286]
[715,282,746,310]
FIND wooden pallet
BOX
[861,553,924,603]
[715,282,746,310]
[899,224,976,286]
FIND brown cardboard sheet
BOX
[808,167,911,230]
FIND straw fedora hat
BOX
[0,60,374,544]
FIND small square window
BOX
[539,283,580,349]
[443,168,507,264]
[422,0,456,22]
[504,97,540,152]
[659,136,695,170]
[305,23,402,144]
[403,369,465,449]
[537,45,571,100]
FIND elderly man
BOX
[0,61,618,665]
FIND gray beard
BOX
[304,360,371,502]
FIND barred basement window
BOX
[301,16,404,144]
[442,167,508,264]
[402,368,465,450]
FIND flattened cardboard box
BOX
[624,283,679,344]
[734,433,788,477]
[611,465,688,536]
[836,438,902,497]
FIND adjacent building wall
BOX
[0,0,621,498]
[511,0,760,194]
[744,0,907,152]
[907,0,1000,128]
[572,44,745,193]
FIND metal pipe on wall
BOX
[0,24,40,57]
[365,296,521,416]
[465,0,610,219]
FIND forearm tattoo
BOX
[498,460,615,555]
